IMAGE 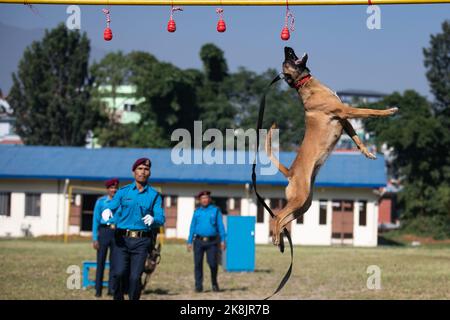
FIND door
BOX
[331,200,354,245]
[81,194,102,232]
[225,216,255,272]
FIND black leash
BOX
[251,73,294,300]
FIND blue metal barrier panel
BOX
[225,216,255,272]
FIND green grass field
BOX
[0,239,449,300]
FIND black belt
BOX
[116,229,152,238]
[194,235,218,242]
[99,224,116,230]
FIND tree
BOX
[9,23,104,146]
[91,51,131,103]
[423,20,450,118]
[364,90,450,236]
[362,21,450,238]
[199,43,228,83]
[197,44,235,133]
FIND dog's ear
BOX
[297,53,308,67]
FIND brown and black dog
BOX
[265,47,398,247]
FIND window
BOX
[257,203,264,223]
[319,200,327,225]
[124,104,136,112]
[0,192,11,216]
[359,200,367,226]
[25,193,41,217]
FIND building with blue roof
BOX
[0,145,387,246]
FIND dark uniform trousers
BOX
[112,234,152,300]
[96,226,116,296]
[193,237,219,290]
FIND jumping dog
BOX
[265,47,398,247]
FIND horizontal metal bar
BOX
[2,0,449,6]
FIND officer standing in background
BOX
[102,158,165,300]
[92,178,120,298]
[187,191,226,293]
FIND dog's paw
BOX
[272,233,280,247]
[388,107,399,115]
[365,151,377,160]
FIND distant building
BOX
[0,92,22,145]
[336,89,399,232]
[334,89,387,152]
[99,85,143,124]
[0,145,388,247]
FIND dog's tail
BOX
[265,123,290,178]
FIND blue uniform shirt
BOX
[92,195,119,241]
[187,204,226,244]
[105,182,165,231]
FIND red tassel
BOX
[167,18,176,33]
[217,19,226,33]
[280,27,290,41]
[103,27,113,41]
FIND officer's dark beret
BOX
[197,190,211,198]
[105,178,119,188]
[132,157,152,171]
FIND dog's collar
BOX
[294,74,312,89]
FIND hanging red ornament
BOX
[216,8,226,33]
[167,18,176,32]
[280,26,290,41]
[102,8,113,41]
[104,27,113,41]
[280,0,295,41]
[167,5,183,33]
[217,19,226,33]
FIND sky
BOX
[0,3,449,98]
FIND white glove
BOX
[142,214,154,226]
[101,209,113,222]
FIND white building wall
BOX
[353,201,378,247]
[0,179,66,237]
[291,200,332,246]
[176,196,196,240]
[0,179,380,247]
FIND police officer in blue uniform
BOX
[92,178,120,298]
[187,191,226,293]
[102,157,165,300]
